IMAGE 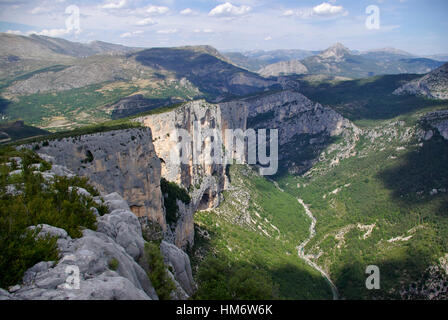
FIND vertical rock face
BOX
[420,110,448,140]
[135,101,228,249]
[135,90,356,247]
[30,128,166,230]
[135,100,227,212]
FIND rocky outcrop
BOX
[420,109,448,140]
[258,60,308,77]
[400,254,448,300]
[28,128,165,229]
[6,192,159,300]
[160,241,195,297]
[393,63,448,100]
[2,186,196,300]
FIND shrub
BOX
[160,178,191,225]
[0,147,104,288]
[143,242,176,300]
[108,258,119,271]
[194,255,277,300]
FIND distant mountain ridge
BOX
[0,33,276,130]
[225,44,444,78]
[280,43,444,79]
[4,33,139,58]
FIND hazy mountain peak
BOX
[319,43,351,59]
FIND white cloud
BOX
[180,8,196,15]
[264,35,272,41]
[120,32,133,38]
[29,6,52,14]
[5,30,23,35]
[101,0,128,9]
[209,2,251,17]
[194,28,214,33]
[283,2,347,19]
[120,30,143,38]
[156,28,178,34]
[135,17,156,26]
[312,2,344,16]
[35,28,71,37]
[146,5,169,15]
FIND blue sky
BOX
[1,0,447,54]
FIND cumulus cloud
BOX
[35,28,71,37]
[209,2,251,17]
[264,35,272,41]
[194,28,214,33]
[5,30,23,35]
[135,17,156,26]
[120,30,143,38]
[29,6,52,14]
[101,0,128,9]
[282,10,294,17]
[156,28,178,34]
[312,2,344,16]
[180,8,197,15]
[283,2,347,19]
[146,5,169,15]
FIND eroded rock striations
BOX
[29,128,165,229]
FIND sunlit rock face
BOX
[27,128,166,230]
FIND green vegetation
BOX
[160,178,191,225]
[0,147,105,288]
[276,114,448,299]
[296,74,448,124]
[194,255,278,299]
[1,82,137,130]
[108,258,119,271]
[192,165,333,299]
[143,242,176,300]
[10,118,143,146]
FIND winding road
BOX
[297,198,339,300]
[270,179,339,299]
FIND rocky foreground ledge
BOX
[0,161,195,300]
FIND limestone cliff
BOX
[134,90,357,247]
[134,101,229,248]
[28,128,165,229]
